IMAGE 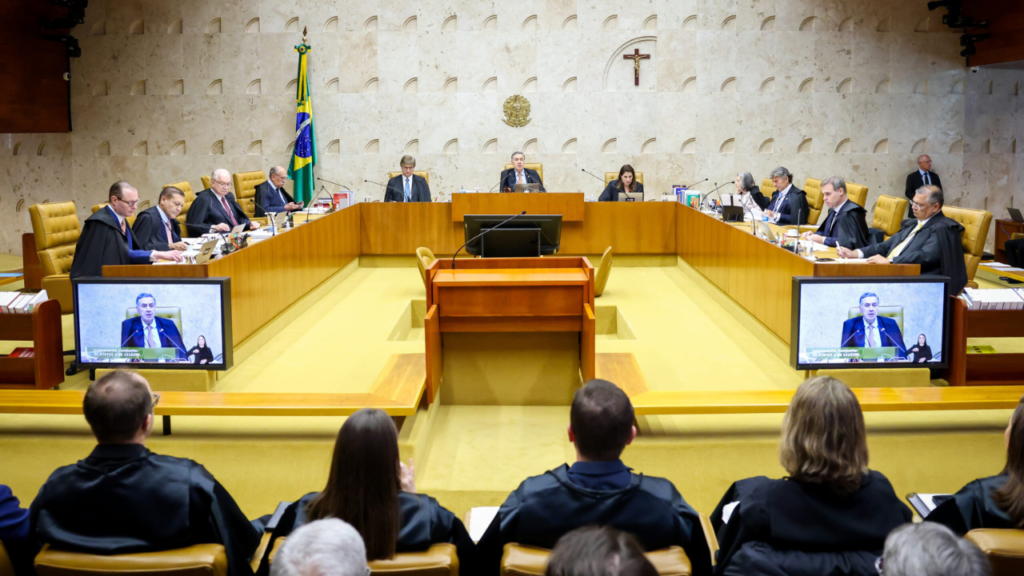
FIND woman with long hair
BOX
[927,397,1024,533]
[186,335,214,365]
[710,376,911,575]
[598,165,644,201]
[909,334,932,363]
[259,409,476,573]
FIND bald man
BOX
[185,169,259,232]
[255,166,303,217]
[905,155,941,217]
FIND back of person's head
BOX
[308,408,400,561]
[570,379,634,461]
[993,397,1024,527]
[270,518,368,576]
[83,370,152,443]
[883,522,991,576]
[780,376,868,496]
[546,526,657,576]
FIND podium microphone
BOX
[317,177,352,191]
[581,168,604,182]
[451,211,527,270]
[700,181,729,210]
[681,177,709,189]
[366,179,403,201]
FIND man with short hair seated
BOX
[477,379,711,576]
[801,176,870,249]
[270,519,368,576]
[882,523,991,576]
[132,186,188,252]
[187,169,260,233]
[29,371,260,576]
[256,166,303,216]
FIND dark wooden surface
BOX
[0,1,71,132]
[0,299,63,389]
[21,233,44,290]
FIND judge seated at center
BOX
[599,164,644,201]
[500,151,546,192]
[801,176,870,250]
[385,155,431,202]
[763,166,810,225]
[839,292,907,357]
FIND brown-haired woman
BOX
[259,408,476,573]
[927,396,1024,533]
[598,165,644,201]
[709,376,911,575]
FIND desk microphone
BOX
[451,211,526,270]
[490,180,502,192]
[700,182,728,210]
[317,177,353,191]
[681,177,709,189]
[121,330,141,346]
[158,329,189,357]
[581,168,604,182]
[366,179,403,201]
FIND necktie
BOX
[517,172,523,184]
[146,324,157,348]
[165,221,174,244]
[120,219,126,235]
[826,210,836,237]
[221,196,239,226]
[924,172,930,186]
[867,324,877,347]
[405,178,411,201]
[887,221,925,260]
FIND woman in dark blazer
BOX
[909,334,932,363]
[735,172,770,210]
[599,165,644,201]
[927,397,1024,534]
[187,335,215,365]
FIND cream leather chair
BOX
[870,195,908,241]
[503,164,544,183]
[232,171,267,221]
[943,206,993,289]
[269,538,458,575]
[965,529,1024,576]
[35,544,227,576]
[91,203,137,227]
[595,247,613,297]
[501,543,692,576]
[388,171,431,184]
[845,182,869,208]
[29,202,80,314]
[416,247,436,287]
[803,178,824,225]
[603,172,644,186]
[164,181,197,238]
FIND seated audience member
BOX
[546,526,657,576]
[801,176,870,249]
[500,151,546,192]
[186,169,259,233]
[29,371,259,576]
[259,408,475,574]
[385,156,431,202]
[477,379,711,576]
[270,519,368,576]
[710,376,911,576]
[838,186,968,296]
[882,522,991,576]
[599,165,644,202]
[1,484,35,575]
[927,396,1024,534]
[763,166,809,225]
[256,166,303,216]
[132,186,188,252]
[70,181,184,278]
[735,172,769,211]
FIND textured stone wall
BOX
[2,0,1023,255]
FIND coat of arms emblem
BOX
[502,95,531,128]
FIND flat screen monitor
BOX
[463,214,562,257]
[73,277,233,370]
[790,276,950,370]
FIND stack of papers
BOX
[983,262,1024,274]
[961,288,1024,310]
[0,290,48,313]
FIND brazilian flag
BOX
[288,42,317,205]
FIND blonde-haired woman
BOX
[710,376,911,575]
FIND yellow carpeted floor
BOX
[0,258,1016,521]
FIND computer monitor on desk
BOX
[463,214,562,257]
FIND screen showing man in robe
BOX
[73,279,232,370]
[793,278,948,369]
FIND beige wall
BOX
[2,0,1023,255]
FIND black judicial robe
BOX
[598,180,645,201]
[710,472,911,576]
[186,190,251,231]
[30,444,260,576]
[859,213,968,296]
[815,201,871,250]
[258,491,477,575]
[132,206,182,252]
[926,474,1017,535]
[69,207,151,279]
[747,186,771,211]
[765,187,810,226]
[476,464,711,576]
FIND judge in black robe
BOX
[710,472,911,576]
[30,444,260,576]
[132,205,183,252]
[765,186,810,226]
[186,189,253,232]
[70,206,154,279]
[853,212,967,296]
[926,475,1016,534]
[477,462,711,576]
[747,186,771,210]
[807,201,871,250]
[257,491,476,575]
[598,180,645,201]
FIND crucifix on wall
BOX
[624,48,650,86]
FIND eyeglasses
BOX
[152,393,160,409]
[117,199,140,207]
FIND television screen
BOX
[73,278,233,370]
[791,276,950,370]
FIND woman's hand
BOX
[400,458,416,493]
[200,359,208,364]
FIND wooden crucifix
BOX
[624,48,650,86]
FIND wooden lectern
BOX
[423,257,595,405]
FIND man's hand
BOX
[866,254,890,265]
[836,246,859,258]
[169,241,188,251]
[212,223,230,232]
[286,202,303,211]
[154,250,185,263]
[399,458,416,493]
[803,233,825,244]
[250,221,261,230]
[765,210,776,218]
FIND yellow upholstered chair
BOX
[942,206,993,290]
[965,529,1024,576]
[29,201,81,314]
[803,178,824,225]
[760,178,774,195]
[126,307,183,337]
[416,247,436,286]
[1014,233,1024,241]
[164,181,197,238]
[500,543,692,576]
[34,544,228,576]
[603,172,644,186]
[268,538,458,575]
[201,175,212,190]
[0,542,14,576]
[91,203,137,227]
[388,171,431,184]
[232,171,267,220]
[848,306,904,335]
[595,247,613,297]
[871,195,908,240]
[503,164,544,182]
[845,182,869,208]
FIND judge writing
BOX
[186,169,260,233]
[69,182,184,279]
[120,293,186,359]
[132,186,188,252]
[839,292,906,358]
[763,166,810,225]
[801,176,870,249]
[255,166,303,217]
[500,151,545,192]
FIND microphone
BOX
[121,330,141,346]
[581,168,604,182]
[700,182,728,210]
[879,325,907,357]
[366,179,404,202]
[317,177,352,191]
[451,211,527,269]
[158,328,189,357]
[490,181,502,192]
[681,177,709,189]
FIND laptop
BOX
[1009,207,1024,223]
[230,223,247,236]
[757,220,777,242]
[617,192,643,202]
[268,211,289,231]
[194,239,218,264]
[513,183,542,193]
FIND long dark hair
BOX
[307,408,401,560]
[917,334,927,346]
[993,398,1024,527]
[196,335,207,348]
[615,165,637,192]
